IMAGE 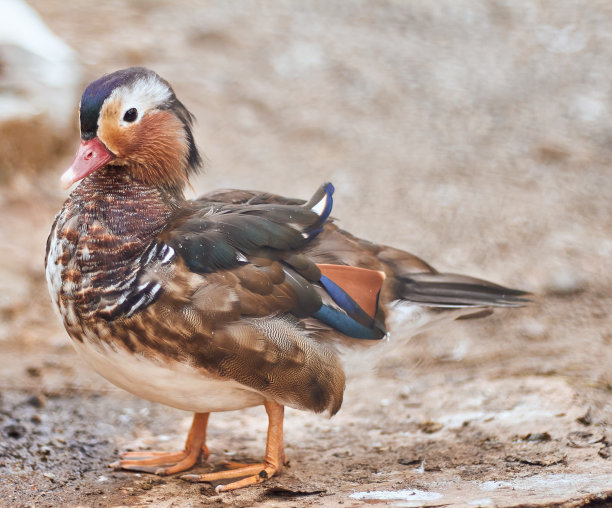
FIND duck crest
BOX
[80,68,152,140]
[45,168,176,336]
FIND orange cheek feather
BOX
[98,106,189,188]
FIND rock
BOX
[519,318,548,341]
[3,422,26,438]
[25,367,41,378]
[0,0,81,177]
[418,421,444,434]
[521,432,552,442]
[25,394,46,408]
[398,457,422,466]
[566,430,605,448]
[576,408,593,426]
[543,266,585,296]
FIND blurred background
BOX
[0,1,610,506]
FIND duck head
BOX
[61,67,202,195]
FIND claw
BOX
[180,474,203,482]
[120,463,164,474]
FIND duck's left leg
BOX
[182,400,285,492]
[111,412,210,475]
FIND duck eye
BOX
[123,108,138,122]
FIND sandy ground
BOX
[1,1,611,506]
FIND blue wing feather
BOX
[319,275,375,328]
[313,305,384,340]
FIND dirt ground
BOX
[1,1,611,507]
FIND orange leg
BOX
[182,401,285,492]
[110,412,210,475]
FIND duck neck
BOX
[71,165,182,241]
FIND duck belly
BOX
[71,339,266,413]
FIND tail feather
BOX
[394,273,528,308]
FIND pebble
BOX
[520,319,547,340]
[25,367,41,378]
[576,408,592,426]
[543,267,585,296]
[521,432,552,442]
[3,422,26,439]
[26,394,46,408]
[418,421,443,434]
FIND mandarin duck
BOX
[45,67,527,492]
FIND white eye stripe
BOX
[109,75,172,125]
